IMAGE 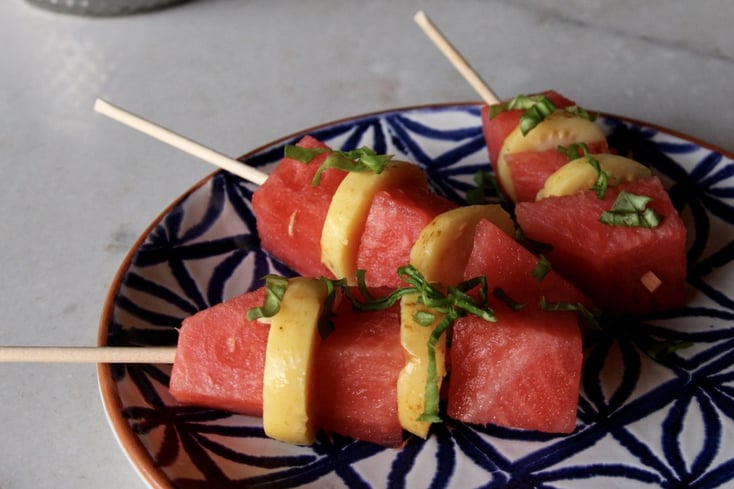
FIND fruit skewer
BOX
[0,10,689,447]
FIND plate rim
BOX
[95,101,734,488]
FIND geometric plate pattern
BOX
[97,104,734,488]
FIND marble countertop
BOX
[0,1,732,487]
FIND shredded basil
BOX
[599,191,662,228]
[539,297,601,331]
[645,338,694,362]
[520,101,556,135]
[466,169,515,219]
[488,94,557,136]
[246,275,290,321]
[246,275,343,340]
[317,277,344,339]
[284,145,329,163]
[557,142,588,162]
[557,143,609,199]
[514,225,524,242]
[348,266,496,322]
[531,255,552,282]
[416,316,451,423]
[349,265,497,423]
[466,170,497,205]
[587,154,609,199]
[493,287,525,311]
[284,145,394,186]
[564,105,598,121]
[540,297,693,363]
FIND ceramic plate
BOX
[98,103,734,488]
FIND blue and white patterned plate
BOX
[98,103,734,488]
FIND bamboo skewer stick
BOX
[0,346,176,364]
[413,10,500,106]
[94,11,496,188]
[94,99,269,186]
[94,13,496,188]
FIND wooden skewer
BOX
[0,346,176,364]
[414,10,500,106]
[94,98,269,186]
[95,12,494,187]
[95,14,495,186]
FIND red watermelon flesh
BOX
[169,288,269,417]
[314,294,405,447]
[505,140,609,203]
[169,285,405,447]
[515,177,687,315]
[446,218,585,433]
[463,219,591,306]
[357,186,457,289]
[447,305,582,434]
[481,90,576,172]
[252,136,346,278]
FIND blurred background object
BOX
[26,0,188,16]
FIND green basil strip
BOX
[284,145,394,186]
[284,145,329,163]
[539,297,601,331]
[645,338,694,362]
[557,143,608,198]
[564,105,598,121]
[246,275,290,320]
[531,255,552,282]
[417,316,453,423]
[588,154,609,199]
[489,94,557,135]
[599,191,662,228]
[466,169,506,206]
[518,98,556,135]
[354,269,377,301]
[557,142,590,162]
[490,96,595,136]
[493,287,525,311]
[314,148,394,186]
[317,277,346,339]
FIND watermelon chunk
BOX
[314,294,404,446]
[481,90,575,173]
[447,219,585,433]
[169,288,269,416]
[357,186,457,288]
[515,177,687,315]
[252,136,346,278]
[448,306,582,433]
[463,220,591,307]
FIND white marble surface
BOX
[0,1,732,487]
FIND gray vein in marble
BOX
[506,0,734,63]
